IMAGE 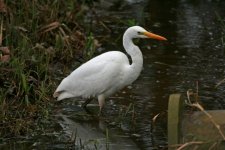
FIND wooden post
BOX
[168,94,184,149]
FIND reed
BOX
[0,0,96,137]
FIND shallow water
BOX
[2,0,225,149]
[90,0,225,149]
[88,0,225,149]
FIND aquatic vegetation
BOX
[0,0,97,137]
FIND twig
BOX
[196,81,199,98]
[154,61,194,69]
[176,141,204,150]
[0,17,3,46]
[186,89,193,104]
[215,77,225,88]
[209,142,218,150]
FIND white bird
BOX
[53,26,167,114]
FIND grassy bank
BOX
[0,0,96,137]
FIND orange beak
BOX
[143,31,167,41]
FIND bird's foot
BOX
[82,105,92,115]
[81,103,87,109]
[98,110,102,117]
[81,99,92,108]
[98,107,106,117]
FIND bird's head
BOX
[126,26,167,41]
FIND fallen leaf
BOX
[152,113,160,123]
[39,21,60,34]
[0,0,7,13]
[0,54,10,62]
[15,26,28,32]
[0,46,10,54]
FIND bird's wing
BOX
[55,51,129,98]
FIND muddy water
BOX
[2,0,225,149]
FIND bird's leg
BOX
[82,98,92,109]
[98,95,105,116]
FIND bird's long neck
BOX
[123,33,143,80]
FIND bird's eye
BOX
[137,31,142,35]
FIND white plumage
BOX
[53,26,167,113]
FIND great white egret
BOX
[53,26,167,114]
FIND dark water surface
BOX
[89,0,225,149]
[2,0,225,149]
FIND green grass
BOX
[0,0,96,137]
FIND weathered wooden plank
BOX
[168,94,184,149]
